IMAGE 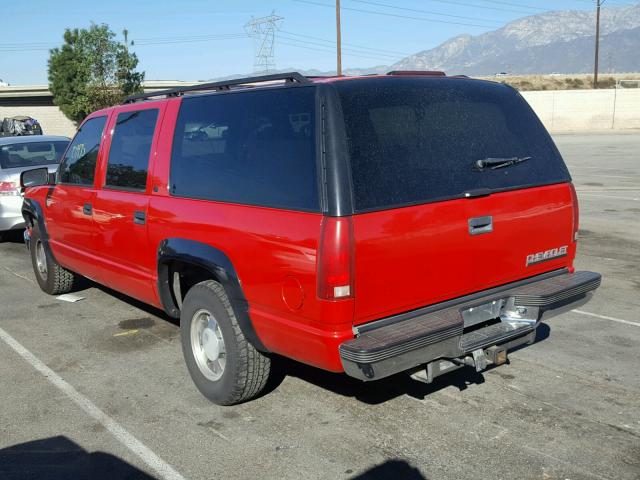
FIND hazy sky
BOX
[0,0,629,85]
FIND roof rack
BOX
[123,72,310,104]
[387,70,446,77]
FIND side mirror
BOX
[20,167,51,188]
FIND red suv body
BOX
[22,72,600,404]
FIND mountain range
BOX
[231,3,640,78]
[389,3,640,75]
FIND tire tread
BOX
[31,223,79,295]
[188,280,270,405]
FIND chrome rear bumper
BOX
[340,270,601,381]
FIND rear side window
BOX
[59,116,107,185]
[170,87,318,211]
[106,109,158,191]
[335,78,570,212]
[0,141,68,169]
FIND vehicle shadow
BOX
[265,355,487,405]
[265,322,552,405]
[350,459,428,479]
[84,281,179,327]
[0,435,155,480]
[72,277,553,405]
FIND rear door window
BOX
[335,78,570,212]
[59,116,107,186]
[170,87,318,212]
[106,109,159,191]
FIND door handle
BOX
[83,203,92,215]
[468,216,493,235]
[133,210,146,225]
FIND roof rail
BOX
[387,70,446,77]
[123,72,310,104]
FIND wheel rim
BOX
[35,240,48,281]
[190,308,226,381]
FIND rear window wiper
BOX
[474,156,532,170]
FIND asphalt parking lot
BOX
[1,133,639,480]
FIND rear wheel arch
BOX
[157,238,268,352]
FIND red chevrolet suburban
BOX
[21,72,601,405]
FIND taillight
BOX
[569,182,579,242]
[317,216,354,300]
[0,181,19,196]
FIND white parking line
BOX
[573,309,640,327]
[0,326,186,480]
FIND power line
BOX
[277,34,401,60]
[280,30,413,56]
[291,0,502,28]
[277,38,395,62]
[0,30,408,61]
[135,33,247,43]
[135,34,248,46]
[344,0,548,16]
[469,0,546,11]
[349,0,504,23]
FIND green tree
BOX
[48,24,144,123]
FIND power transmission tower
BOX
[244,11,284,74]
[593,0,605,88]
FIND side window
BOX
[58,116,107,185]
[106,109,159,191]
[170,87,318,212]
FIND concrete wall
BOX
[0,105,76,138]
[521,88,640,132]
[1,88,639,138]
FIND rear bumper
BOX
[339,270,601,381]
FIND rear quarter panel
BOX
[147,99,352,371]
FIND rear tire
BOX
[30,223,78,295]
[180,280,270,405]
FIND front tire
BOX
[30,223,78,295]
[180,280,270,405]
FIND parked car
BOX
[20,72,600,405]
[0,135,69,239]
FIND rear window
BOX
[335,78,570,212]
[0,141,68,169]
[170,87,318,212]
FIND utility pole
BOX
[593,0,604,88]
[336,0,342,76]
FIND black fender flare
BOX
[21,196,56,259]
[157,238,267,352]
